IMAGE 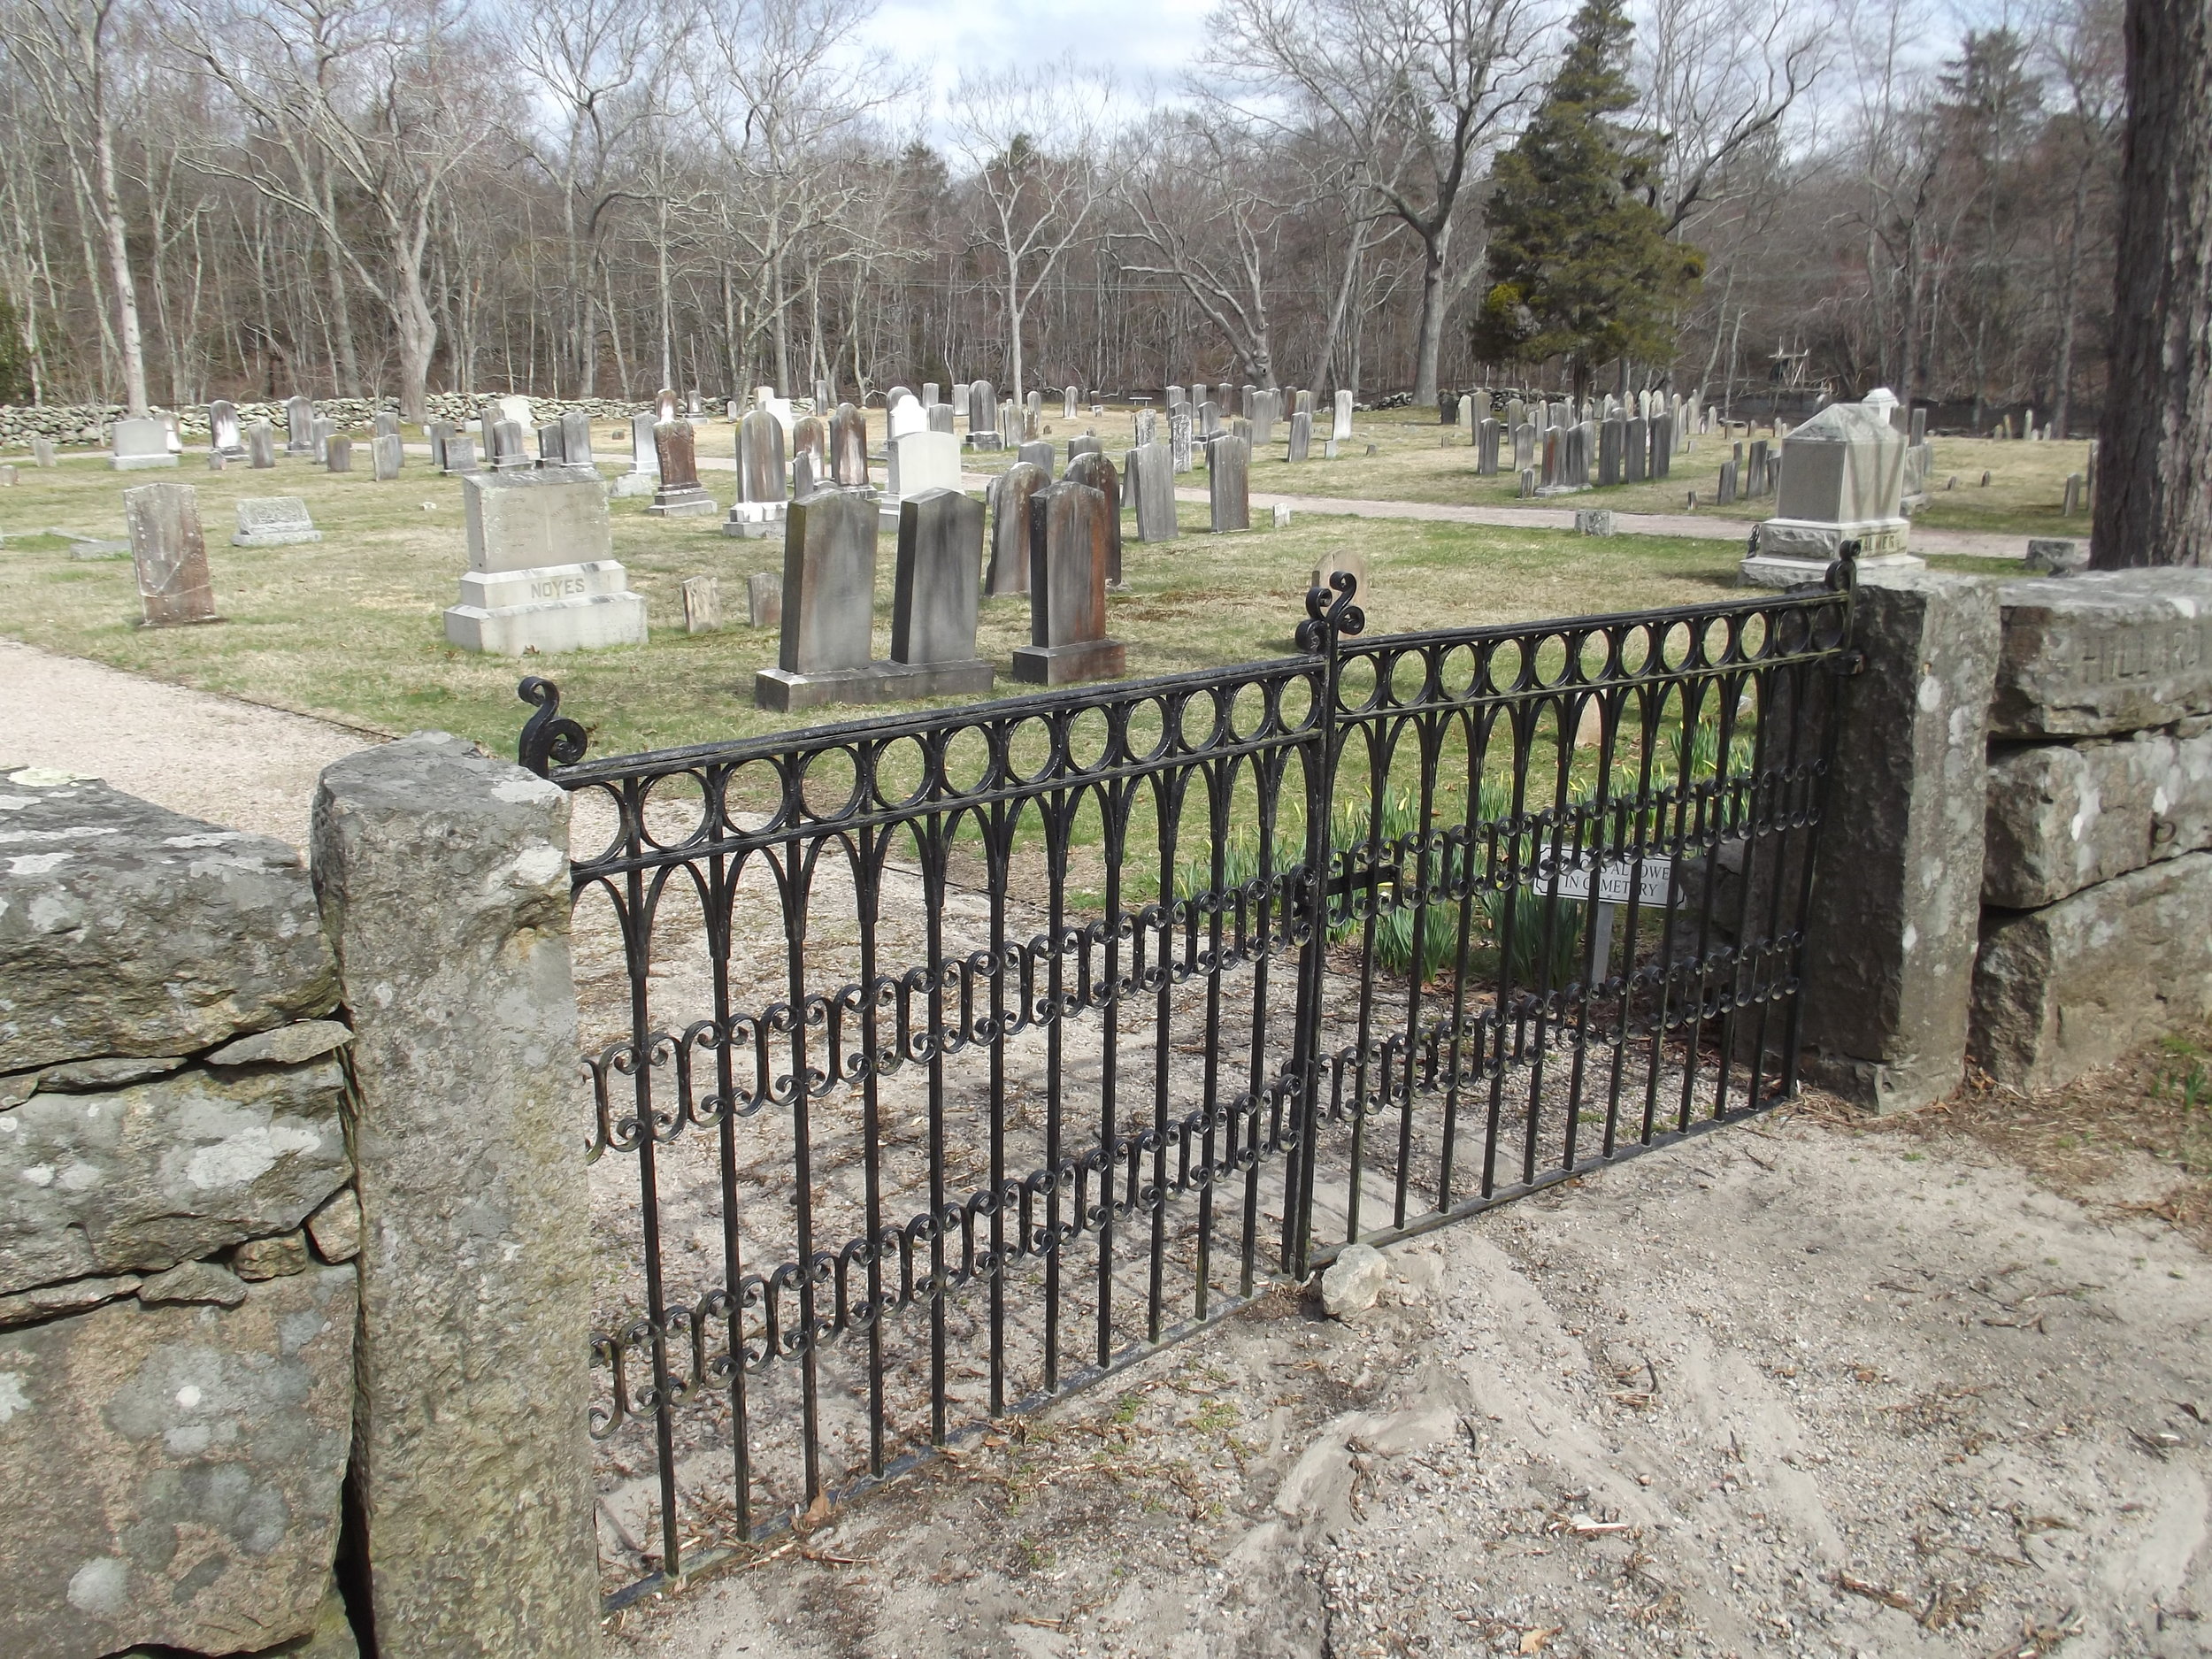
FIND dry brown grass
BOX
[1895,1027,2212,1248]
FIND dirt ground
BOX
[604,1094,2211,1659]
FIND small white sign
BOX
[1534,855,1674,908]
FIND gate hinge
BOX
[1826,649,1867,678]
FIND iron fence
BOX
[518,559,1857,1604]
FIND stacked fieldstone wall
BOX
[1971,572,2212,1088]
[0,770,360,1659]
[0,395,650,447]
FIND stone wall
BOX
[0,770,360,1659]
[0,395,649,447]
[1970,572,2212,1088]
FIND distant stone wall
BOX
[0,771,360,1659]
[1971,572,2212,1088]
[0,395,649,447]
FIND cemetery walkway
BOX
[1,639,374,849]
[1153,484,2033,561]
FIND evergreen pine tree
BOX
[1470,0,1702,396]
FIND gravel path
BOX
[0,639,376,847]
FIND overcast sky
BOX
[858,0,1214,113]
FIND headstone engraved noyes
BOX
[648,421,718,517]
[1013,480,1125,686]
[443,465,649,653]
[232,497,321,548]
[986,461,1049,596]
[1742,389,1926,588]
[723,409,790,539]
[125,483,219,626]
[111,418,178,472]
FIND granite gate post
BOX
[311,734,598,1658]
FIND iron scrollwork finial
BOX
[517,677,588,777]
[1294,569,1366,654]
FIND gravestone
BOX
[445,433,480,475]
[536,423,565,465]
[1541,429,1560,489]
[1477,419,1500,476]
[1597,419,1623,488]
[1250,393,1274,449]
[1165,384,1185,411]
[657,388,678,424]
[1023,390,1043,439]
[723,408,789,538]
[1067,434,1102,464]
[881,429,962,531]
[488,419,530,472]
[1170,410,1194,472]
[813,379,833,412]
[1287,410,1312,464]
[1743,390,1923,587]
[124,483,219,627]
[285,396,315,455]
[686,391,703,417]
[755,488,897,711]
[1575,510,1616,537]
[1512,422,1534,472]
[372,433,403,480]
[1012,480,1125,686]
[111,418,176,471]
[1063,386,1079,419]
[1310,550,1367,614]
[682,574,720,633]
[887,488,994,696]
[208,400,246,459]
[1650,413,1673,479]
[1333,388,1354,442]
[1747,438,1770,496]
[967,380,999,447]
[924,381,941,408]
[427,422,451,469]
[1206,434,1250,533]
[560,411,594,466]
[888,393,926,439]
[1198,401,1221,438]
[444,465,648,652]
[374,410,401,442]
[1125,441,1178,543]
[829,403,870,487]
[791,452,817,498]
[232,497,321,547]
[1624,417,1647,483]
[325,436,352,473]
[1065,450,1125,587]
[986,460,1050,595]
[927,402,956,434]
[610,412,659,497]
[791,414,828,482]
[1717,459,1739,505]
[31,436,56,466]
[649,422,718,517]
[747,571,783,628]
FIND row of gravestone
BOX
[1479,414,1679,495]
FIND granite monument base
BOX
[1011,638,1126,686]
[647,486,718,517]
[611,472,657,498]
[721,499,787,539]
[1741,515,1921,588]
[754,658,995,712]
[443,560,649,654]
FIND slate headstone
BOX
[987,461,1050,596]
[1012,480,1125,686]
[125,483,218,626]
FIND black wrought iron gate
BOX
[518,564,1857,1605]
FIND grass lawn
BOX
[958,401,2096,541]
[3,434,1788,764]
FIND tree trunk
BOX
[2093,0,2212,568]
[395,270,436,423]
[1409,224,1449,406]
[90,103,147,416]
